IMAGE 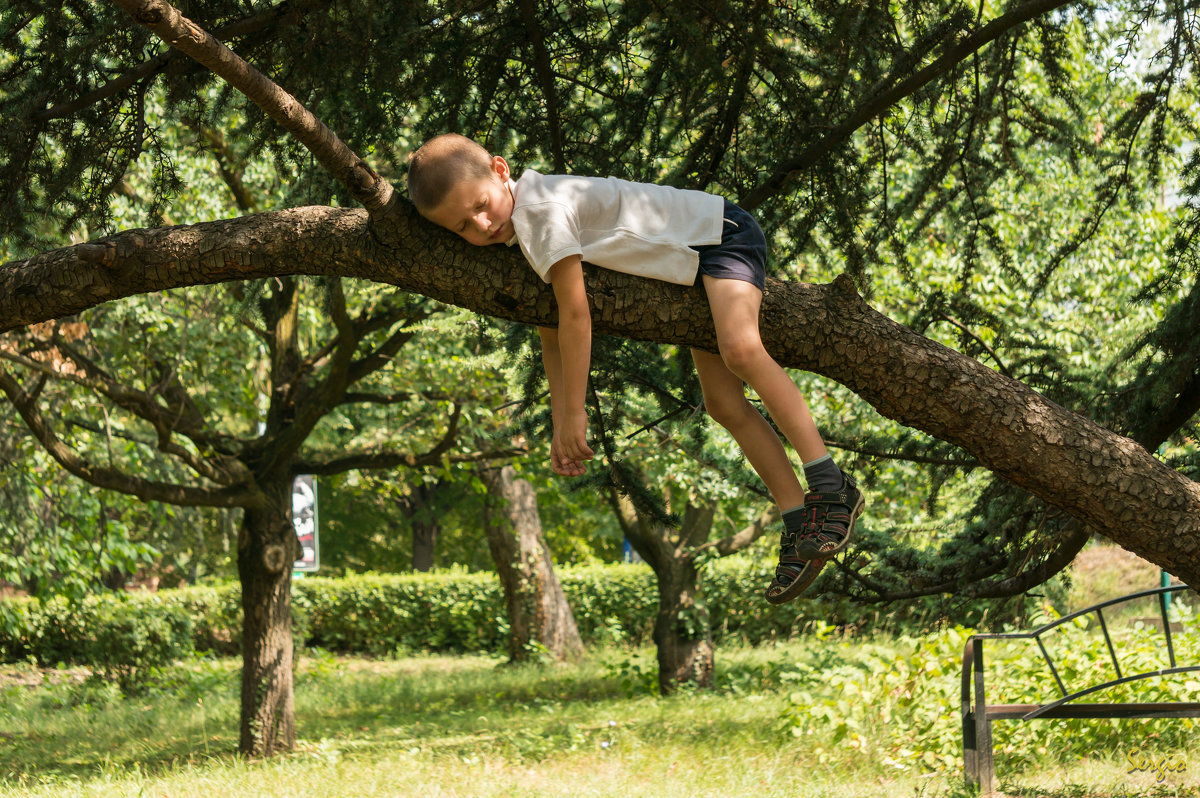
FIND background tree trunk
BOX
[411,519,438,572]
[481,465,583,662]
[236,487,298,756]
[397,481,441,572]
[651,550,714,693]
[610,494,718,692]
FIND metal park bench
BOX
[961,584,1200,797]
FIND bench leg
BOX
[970,641,998,796]
[977,716,996,797]
[963,709,979,789]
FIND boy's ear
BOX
[490,155,510,180]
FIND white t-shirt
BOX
[507,170,724,286]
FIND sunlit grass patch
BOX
[1,639,1198,797]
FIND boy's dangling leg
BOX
[697,275,867,575]
[689,348,820,603]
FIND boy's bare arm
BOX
[542,254,594,475]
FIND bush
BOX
[0,592,196,692]
[293,570,510,655]
[85,597,194,693]
[0,559,1036,666]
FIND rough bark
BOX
[651,553,714,693]
[236,489,298,756]
[481,465,583,661]
[610,495,729,692]
[4,208,1195,586]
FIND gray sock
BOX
[781,504,806,536]
[803,454,843,493]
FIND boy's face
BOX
[424,156,515,247]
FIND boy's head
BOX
[407,133,515,247]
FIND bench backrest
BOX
[962,584,1200,718]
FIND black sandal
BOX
[765,538,826,605]
[793,473,865,560]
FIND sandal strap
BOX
[778,549,808,566]
[803,475,859,508]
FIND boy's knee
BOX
[704,392,754,428]
[718,337,768,377]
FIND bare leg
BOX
[690,348,806,510]
[695,278,863,603]
[700,276,828,463]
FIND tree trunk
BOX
[411,519,437,572]
[651,552,714,693]
[611,495,718,693]
[398,481,441,572]
[236,488,297,756]
[481,465,582,662]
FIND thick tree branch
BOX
[3,199,1200,586]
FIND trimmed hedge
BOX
[0,559,1004,668]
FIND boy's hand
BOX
[550,411,594,476]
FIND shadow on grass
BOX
[0,667,245,785]
[0,652,645,786]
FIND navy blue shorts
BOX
[691,200,767,292]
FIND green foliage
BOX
[781,601,1200,777]
[1,592,195,694]
[5,0,1200,615]
[0,422,163,600]
[0,560,1038,667]
[82,598,194,694]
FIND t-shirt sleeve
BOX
[512,200,583,282]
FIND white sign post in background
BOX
[292,475,319,573]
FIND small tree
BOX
[481,464,583,662]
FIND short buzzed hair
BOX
[407,134,496,213]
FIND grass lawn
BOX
[1,634,1198,798]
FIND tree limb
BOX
[3,200,1200,585]
[295,443,527,477]
[697,507,777,557]
[108,0,394,215]
[38,0,329,121]
[0,367,261,508]
[823,437,979,467]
